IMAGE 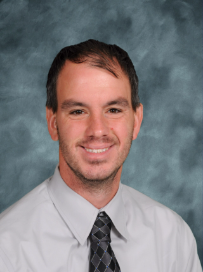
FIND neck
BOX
[59,159,121,209]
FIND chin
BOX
[63,155,121,184]
[79,165,121,184]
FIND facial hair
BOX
[57,127,133,190]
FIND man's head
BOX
[46,39,143,190]
[46,39,140,113]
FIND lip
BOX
[84,147,109,153]
[80,144,114,158]
[81,144,112,149]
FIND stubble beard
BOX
[57,129,133,190]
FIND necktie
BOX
[89,212,121,272]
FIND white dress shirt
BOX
[0,166,201,272]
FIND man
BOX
[0,40,201,272]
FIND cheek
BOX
[58,120,86,141]
[111,121,132,142]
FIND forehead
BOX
[57,61,131,104]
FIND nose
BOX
[85,112,109,138]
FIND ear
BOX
[132,103,143,140]
[46,107,58,141]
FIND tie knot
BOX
[90,212,112,243]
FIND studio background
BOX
[0,0,202,265]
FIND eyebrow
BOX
[61,97,130,110]
[61,100,88,110]
[104,97,130,108]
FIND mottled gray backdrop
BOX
[0,0,202,265]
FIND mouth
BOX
[84,147,109,154]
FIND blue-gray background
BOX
[0,0,202,265]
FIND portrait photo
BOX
[0,0,202,271]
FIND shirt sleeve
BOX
[178,219,202,272]
[185,240,202,272]
[0,248,14,272]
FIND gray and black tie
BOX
[89,212,121,272]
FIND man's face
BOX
[47,61,142,185]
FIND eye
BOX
[108,108,122,114]
[70,109,84,115]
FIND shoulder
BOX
[121,183,175,211]
[122,183,180,217]
[121,184,194,244]
[121,184,201,271]
[0,178,52,234]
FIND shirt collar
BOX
[47,165,129,245]
[100,184,129,241]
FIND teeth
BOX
[85,147,109,153]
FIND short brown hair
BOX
[46,39,140,113]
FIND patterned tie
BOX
[89,212,121,272]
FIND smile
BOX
[84,147,109,153]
